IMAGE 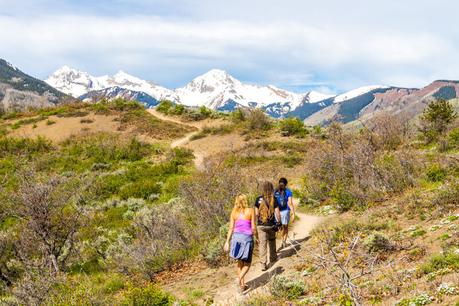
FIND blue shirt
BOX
[274,188,293,211]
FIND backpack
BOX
[277,190,289,209]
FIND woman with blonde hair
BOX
[224,194,257,292]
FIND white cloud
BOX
[0,4,458,92]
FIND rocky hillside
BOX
[304,81,459,125]
[0,59,67,113]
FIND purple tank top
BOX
[234,213,252,235]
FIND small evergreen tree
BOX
[420,98,457,143]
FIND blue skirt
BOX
[230,232,254,263]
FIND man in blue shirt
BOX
[274,177,295,249]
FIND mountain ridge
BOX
[0,59,68,112]
[45,66,334,116]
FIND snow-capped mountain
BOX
[45,67,177,101]
[175,69,327,111]
[45,67,334,116]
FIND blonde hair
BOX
[233,194,249,214]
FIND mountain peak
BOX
[0,59,18,71]
[113,70,141,83]
[196,69,236,82]
[52,65,84,75]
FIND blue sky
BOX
[1,0,458,94]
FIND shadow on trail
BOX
[245,236,311,293]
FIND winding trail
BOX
[147,109,217,169]
[162,198,325,305]
[148,110,326,303]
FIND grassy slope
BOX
[1,103,458,305]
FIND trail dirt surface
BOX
[147,109,244,169]
[162,199,325,305]
[213,210,324,305]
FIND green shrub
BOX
[0,136,53,157]
[448,128,459,148]
[61,134,152,166]
[418,251,459,275]
[156,100,174,114]
[202,223,228,266]
[270,275,305,300]
[426,164,447,182]
[199,106,212,118]
[411,229,427,238]
[279,117,307,137]
[123,284,174,306]
[103,276,125,294]
[231,108,246,123]
[46,119,56,125]
[330,185,358,212]
[247,109,272,131]
[170,104,185,115]
[419,98,457,144]
[364,232,393,252]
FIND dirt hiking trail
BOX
[213,207,324,305]
[162,199,325,305]
[148,110,326,304]
[147,110,245,169]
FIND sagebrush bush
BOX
[122,284,174,306]
[302,123,420,211]
[246,109,272,131]
[364,232,393,252]
[270,275,305,300]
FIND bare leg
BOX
[239,262,251,288]
[283,225,288,244]
[237,260,244,285]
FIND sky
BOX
[1,0,459,94]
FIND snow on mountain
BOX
[45,67,177,101]
[333,85,388,103]
[45,66,334,116]
[307,91,335,103]
[175,69,308,111]
[45,66,102,98]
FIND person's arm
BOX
[224,210,235,252]
[251,208,258,241]
[275,207,281,223]
[274,197,281,223]
[288,195,295,223]
[254,197,260,220]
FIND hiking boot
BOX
[261,263,268,271]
